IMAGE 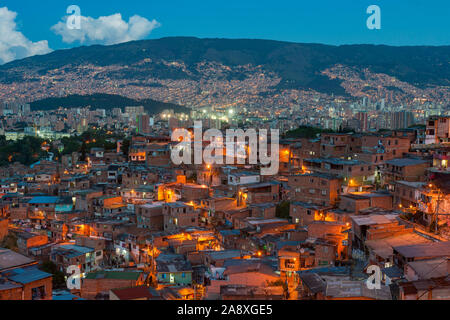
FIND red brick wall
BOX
[314,244,336,266]
[0,287,23,300]
[22,277,53,300]
[290,204,318,226]
[288,175,340,206]
[308,223,344,239]
[0,219,8,241]
[81,279,140,300]
[26,235,49,248]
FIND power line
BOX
[415,258,449,300]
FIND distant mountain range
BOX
[0,37,449,106]
[30,93,190,115]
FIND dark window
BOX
[31,286,46,300]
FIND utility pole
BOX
[434,188,442,235]
[207,164,212,188]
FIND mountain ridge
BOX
[29,93,190,115]
[0,37,449,103]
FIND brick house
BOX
[0,249,52,300]
[238,182,280,206]
[136,203,164,230]
[320,133,358,158]
[382,158,430,187]
[302,158,375,193]
[206,262,280,300]
[163,202,198,231]
[15,231,48,255]
[288,172,340,206]
[339,192,393,214]
[361,134,411,159]
[290,202,332,226]
[81,271,145,300]
[394,181,425,209]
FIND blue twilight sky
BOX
[1,0,449,54]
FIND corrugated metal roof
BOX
[28,196,59,204]
[394,241,450,258]
[2,266,51,284]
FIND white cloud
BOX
[51,13,161,45]
[0,7,52,64]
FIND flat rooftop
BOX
[365,233,432,260]
[385,158,429,167]
[351,214,399,227]
[393,241,450,259]
[0,248,35,271]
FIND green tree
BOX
[284,126,335,139]
[121,138,131,157]
[79,141,88,162]
[276,201,291,219]
[0,136,48,166]
[39,261,66,289]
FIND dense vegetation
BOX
[30,93,190,115]
[39,261,66,289]
[59,128,124,157]
[283,125,352,139]
[0,129,126,167]
[0,136,48,166]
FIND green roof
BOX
[85,271,142,281]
